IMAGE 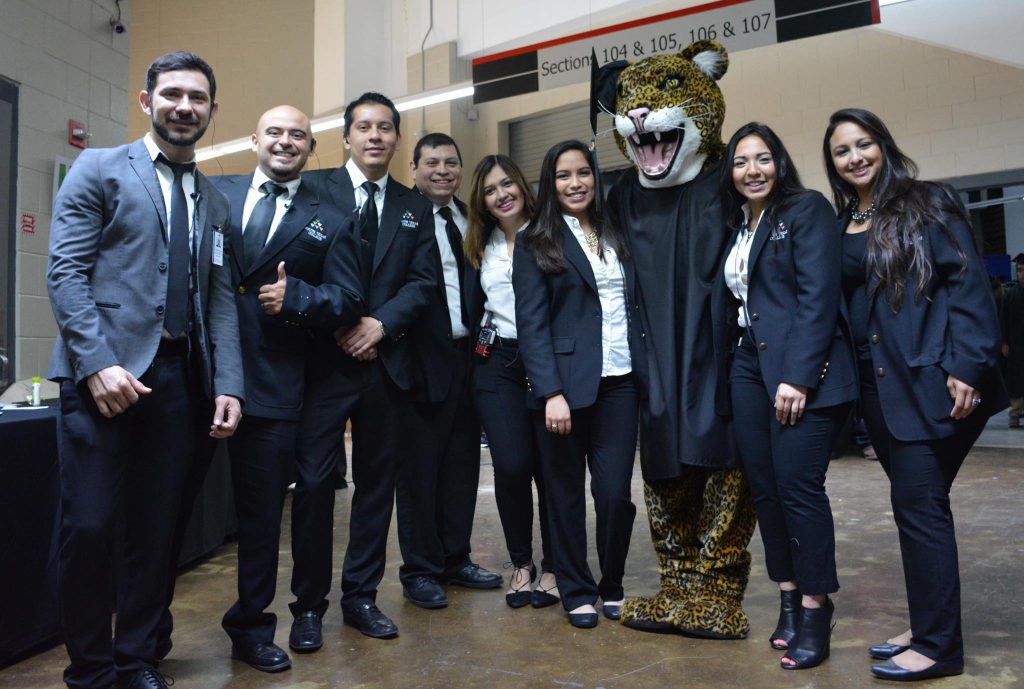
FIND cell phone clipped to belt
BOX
[475,324,497,359]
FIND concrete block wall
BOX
[0,0,130,380]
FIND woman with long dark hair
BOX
[512,140,639,628]
[824,108,1007,681]
[715,122,856,670]
[464,154,558,609]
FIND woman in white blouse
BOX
[464,155,558,610]
[512,140,640,628]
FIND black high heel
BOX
[781,598,835,670]
[505,562,536,609]
[770,589,800,650]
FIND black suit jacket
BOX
[213,173,364,420]
[512,219,642,411]
[852,189,1007,440]
[712,191,857,412]
[303,167,438,393]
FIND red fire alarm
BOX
[68,120,89,149]
[20,213,36,234]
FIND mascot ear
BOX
[590,49,628,134]
[679,39,729,82]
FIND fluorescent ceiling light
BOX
[195,81,475,162]
[879,0,915,6]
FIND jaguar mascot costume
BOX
[592,40,757,638]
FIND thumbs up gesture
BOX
[258,261,287,315]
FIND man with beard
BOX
[47,51,243,689]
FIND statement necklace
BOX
[584,230,600,254]
[850,199,876,224]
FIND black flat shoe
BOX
[288,610,323,653]
[602,601,623,621]
[770,589,800,650]
[231,641,292,673]
[568,612,599,628]
[781,599,834,670]
[505,562,536,609]
[868,642,911,659]
[870,658,964,681]
[531,575,560,609]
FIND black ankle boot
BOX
[770,589,800,650]
[781,598,834,670]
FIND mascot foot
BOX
[673,597,750,640]
[620,584,686,632]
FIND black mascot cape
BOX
[592,40,756,638]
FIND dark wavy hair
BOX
[464,155,536,269]
[823,108,968,310]
[719,122,808,229]
[146,51,216,102]
[522,140,627,274]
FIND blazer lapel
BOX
[561,221,598,295]
[329,167,358,215]
[128,139,168,242]
[252,187,320,275]
[373,182,404,270]
[225,177,249,276]
[745,211,771,281]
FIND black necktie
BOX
[439,206,468,328]
[358,181,380,247]
[158,154,195,337]
[244,181,286,269]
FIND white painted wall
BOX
[0,0,130,380]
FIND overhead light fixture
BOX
[196,81,475,162]
[878,0,915,6]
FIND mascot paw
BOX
[620,584,687,632]
[672,598,751,640]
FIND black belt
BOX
[452,337,470,350]
[496,336,518,349]
[156,338,189,358]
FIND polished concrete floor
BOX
[5,418,1023,689]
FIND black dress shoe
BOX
[289,610,323,653]
[770,589,801,650]
[231,641,292,673]
[124,668,172,689]
[870,658,964,681]
[781,599,834,670]
[868,642,911,659]
[403,576,449,609]
[444,562,503,589]
[569,611,599,628]
[342,600,399,639]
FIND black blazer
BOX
[512,219,642,410]
[854,192,1007,440]
[303,166,439,394]
[713,191,857,412]
[213,174,364,420]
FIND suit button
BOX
[751,313,760,321]
[158,262,167,273]
[877,367,885,377]
[238,286,246,295]
[758,342,767,351]
[155,305,164,316]
[871,334,880,344]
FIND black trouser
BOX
[290,358,410,614]
[474,341,552,572]
[535,374,638,611]
[58,353,199,689]
[397,343,481,583]
[221,416,297,646]
[730,342,848,595]
[857,357,983,664]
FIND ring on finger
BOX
[971,398,982,406]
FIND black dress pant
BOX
[221,416,297,646]
[58,353,199,689]
[397,344,481,583]
[730,343,848,595]
[535,374,638,611]
[857,357,983,664]
[290,358,410,614]
[474,342,552,571]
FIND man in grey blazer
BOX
[47,51,243,689]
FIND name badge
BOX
[212,228,224,266]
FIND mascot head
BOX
[592,41,728,189]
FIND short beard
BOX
[152,116,208,148]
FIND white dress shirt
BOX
[564,215,631,377]
[434,201,469,339]
[478,223,526,340]
[723,205,764,328]
[241,168,301,245]
[345,158,387,219]
[144,133,196,247]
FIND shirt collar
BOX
[345,158,388,193]
[252,167,300,199]
[144,132,196,167]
